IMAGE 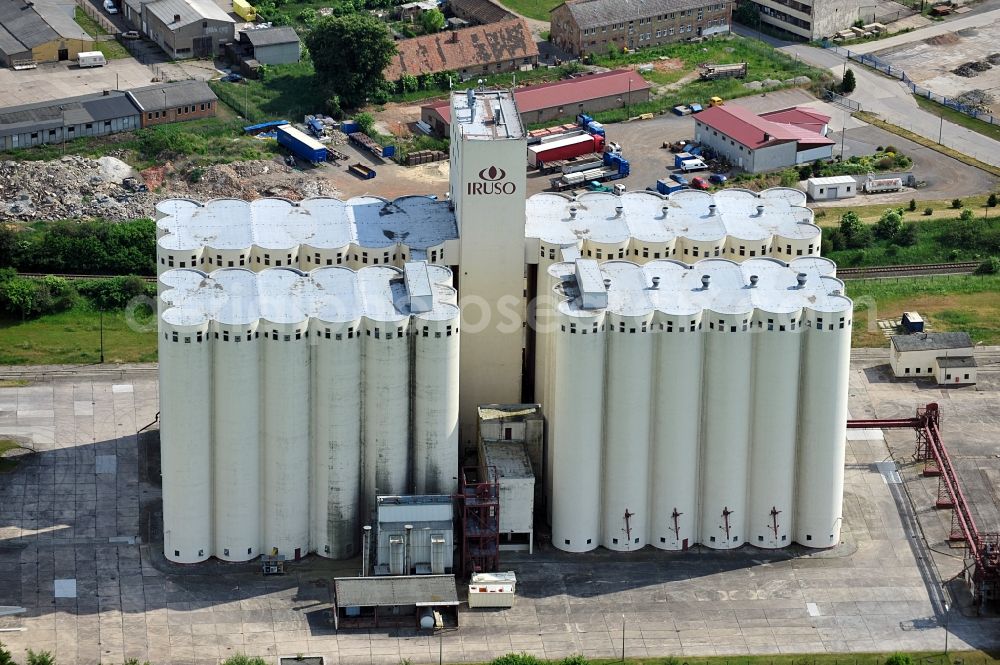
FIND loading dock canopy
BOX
[334,575,459,608]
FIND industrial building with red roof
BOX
[420,69,651,135]
[694,104,835,173]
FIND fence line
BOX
[74,0,120,36]
[822,88,863,111]
[820,40,1000,127]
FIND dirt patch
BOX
[925,32,960,46]
[652,57,685,73]
[374,100,444,138]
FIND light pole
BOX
[621,614,626,662]
[938,112,944,144]
[943,600,950,657]
[99,309,105,364]
[162,89,167,122]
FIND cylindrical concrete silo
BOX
[159,314,212,564]
[362,310,411,510]
[650,307,703,551]
[550,307,606,553]
[601,308,654,552]
[795,293,853,548]
[311,313,363,560]
[212,313,261,562]
[260,300,311,559]
[748,306,801,549]
[700,306,753,550]
[413,310,460,495]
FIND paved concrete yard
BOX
[0,60,157,107]
[874,19,1000,98]
[0,358,999,665]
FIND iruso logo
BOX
[468,165,516,195]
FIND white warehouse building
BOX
[155,88,851,565]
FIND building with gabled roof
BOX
[384,17,537,81]
[447,0,514,25]
[549,0,731,56]
[694,104,835,173]
[422,68,650,134]
[0,0,93,66]
[121,0,234,58]
[890,331,977,385]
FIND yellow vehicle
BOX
[709,96,724,107]
[233,0,256,21]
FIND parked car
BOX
[121,30,140,39]
[103,0,118,13]
[669,172,688,186]
[709,173,728,185]
[691,176,710,190]
[220,73,243,82]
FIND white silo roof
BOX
[156,196,460,258]
[159,263,458,328]
[525,187,819,246]
[550,257,851,318]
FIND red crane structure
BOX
[847,403,999,608]
[457,465,500,578]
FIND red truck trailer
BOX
[528,133,605,168]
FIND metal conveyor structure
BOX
[848,403,1000,609]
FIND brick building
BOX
[549,0,731,57]
[384,17,537,81]
[126,80,218,128]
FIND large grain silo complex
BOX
[156,88,852,566]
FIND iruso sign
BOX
[468,165,516,195]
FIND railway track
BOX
[17,272,157,284]
[837,262,981,279]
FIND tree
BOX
[305,14,396,108]
[419,8,445,33]
[908,198,916,212]
[354,111,375,136]
[840,68,856,94]
[839,210,872,249]
[989,193,999,207]
[952,198,963,208]
[399,73,418,93]
[875,208,903,240]
[0,641,14,665]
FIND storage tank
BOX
[649,298,703,550]
[159,313,212,564]
[700,300,753,550]
[260,276,311,559]
[550,305,606,552]
[362,281,411,510]
[747,300,801,549]
[211,278,262,561]
[601,303,654,552]
[795,287,853,548]
[311,309,363,560]
[413,311,460,495]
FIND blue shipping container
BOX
[341,121,359,134]
[277,125,328,163]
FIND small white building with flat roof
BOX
[890,332,976,384]
[806,175,857,201]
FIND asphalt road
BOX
[735,23,1000,168]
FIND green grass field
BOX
[493,0,560,21]
[0,304,157,365]
[0,438,29,472]
[847,274,1000,347]
[465,653,996,665]
[73,8,130,60]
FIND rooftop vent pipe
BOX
[708,204,716,216]
[756,204,765,216]
[796,272,807,288]
[615,205,624,218]
[569,206,578,219]
[701,274,711,290]
[661,205,669,218]
[603,278,612,289]
[466,89,475,121]
[651,276,660,289]
[749,274,759,288]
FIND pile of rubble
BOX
[0,155,155,221]
[952,60,992,77]
[0,156,343,222]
